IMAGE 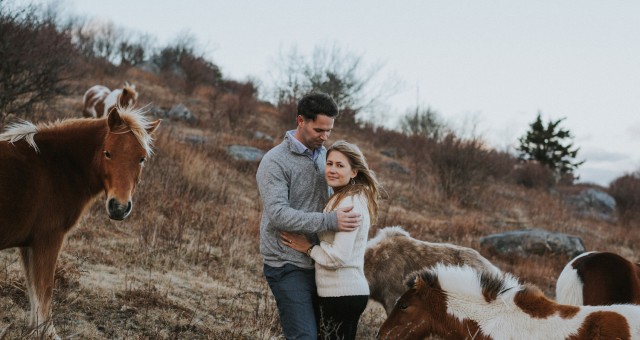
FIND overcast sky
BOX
[21,0,640,186]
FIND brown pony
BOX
[82,82,138,118]
[365,226,501,315]
[556,251,640,306]
[378,264,640,340]
[0,106,160,339]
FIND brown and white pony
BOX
[0,106,160,339]
[82,83,138,118]
[365,226,502,315]
[378,264,640,340]
[556,251,640,306]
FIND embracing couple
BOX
[256,92,383,340]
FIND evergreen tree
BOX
[517,113,585,181]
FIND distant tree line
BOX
[6,0,637,217]
[0,1,225,126]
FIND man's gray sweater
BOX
[256,133,338,269]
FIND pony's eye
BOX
[399,302,408,310]
[104,151,112,159]
[139,157,146,164]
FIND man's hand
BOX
[336,206,361,232]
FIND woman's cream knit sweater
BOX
[309,193,370,297]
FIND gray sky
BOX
[27,0,640,186]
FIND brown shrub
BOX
[510,160,556,189]
[609,172,640,225]
[429,133,495,207]
[0,4,78,125]
[218,80,259,129]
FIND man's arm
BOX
[256,156,337,233]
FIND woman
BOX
[281,140,383,340]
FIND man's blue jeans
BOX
[264,263,319,340]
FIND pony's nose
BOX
[107,198,132,220]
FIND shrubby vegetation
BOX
[1,0,634,213]
[2,0,636,228]
[268,43,402,128]
[609,171,640,225]
[398,106,444,140]
[0,1,76,124]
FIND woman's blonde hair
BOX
[324,140,384,224]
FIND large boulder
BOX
[565,188,616,222]
[480,229,585,259]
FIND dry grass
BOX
[1,74,639,339]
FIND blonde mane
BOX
[116,105,155,156]
[366,225,411,248]
[0,121,39,152]
[430,264,521,303]
[0,106,155,155]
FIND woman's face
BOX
[325,150,357,189]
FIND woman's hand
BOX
[280,231,311,253]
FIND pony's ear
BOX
[107,109,124,131]
[414,275,426,290]
[146,119,161,135]
[106,106,118,117]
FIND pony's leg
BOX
[19,247,38,327]
[19,238,63,340]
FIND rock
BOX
[382,161,410,175]
[165,103,196,123]
[183,135,206,145]
[225,145,264,162]
[253,131,274,142]
[566,188,616,222]
[380,149,398,158]
[480,229,585,259]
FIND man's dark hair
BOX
[297,92,339,121]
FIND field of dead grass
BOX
[1,74,638,339]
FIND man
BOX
[256,92,361,339]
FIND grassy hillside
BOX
[0,66,638,339]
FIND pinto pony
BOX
[378,264,640,340]
[0,107,160,339]
[364,226,501,315]
[556,251,640,306]
[83,83,138,118]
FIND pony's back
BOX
[556,251,640,306]
[365,226,501,314]
[436,265,640,339]
[83,85,111,118]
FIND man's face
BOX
[295,114,335,150]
